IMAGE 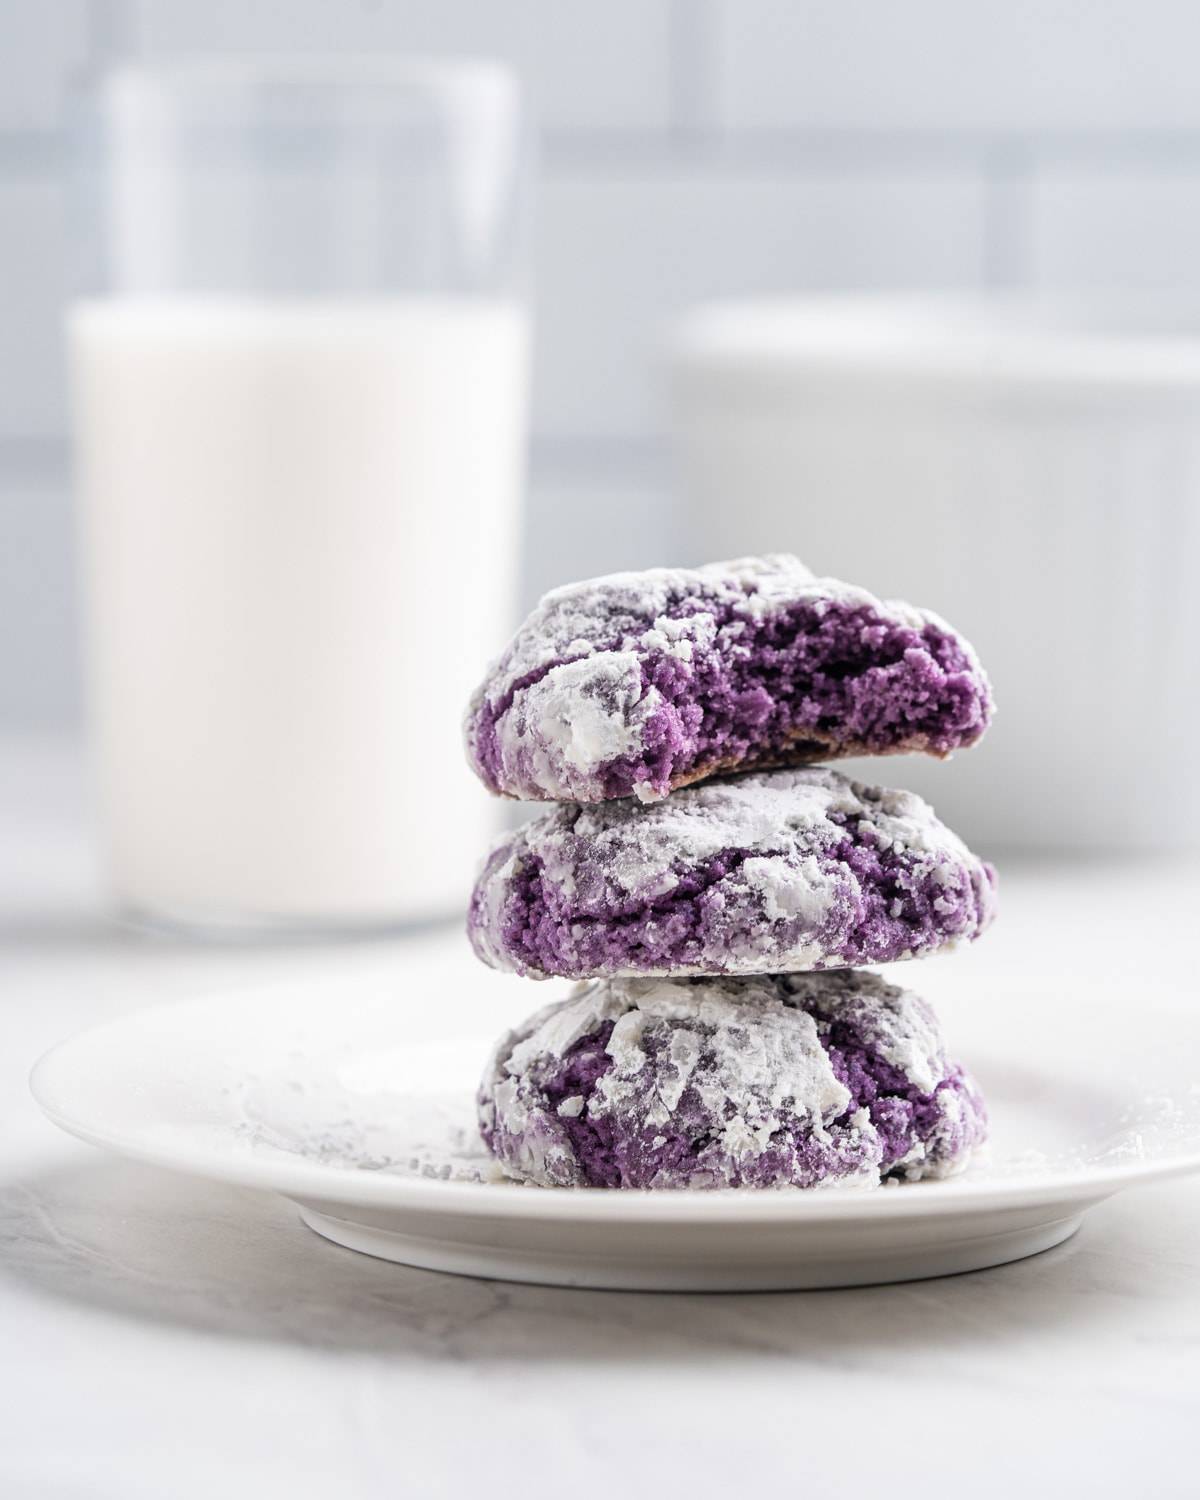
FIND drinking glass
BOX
[68,60,531,929]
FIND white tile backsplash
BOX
[7,0,1200,725]
[126,0,676,133]
[0,465,79,728]
[1030,164,1200,288]
[535,167,987,440]
[0,1,89,130]
[521,457,677,608]
[710,1,1200,132]
[0,179,66,441]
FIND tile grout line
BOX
[542,126,1200,178]
[0,434,665,485]
[8,123,1200,182]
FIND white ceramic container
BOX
[672,296,1200,851]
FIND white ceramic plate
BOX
[30,973,1200,1291]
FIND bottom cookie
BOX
[478,970,987,1190]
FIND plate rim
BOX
[29,987,1200,1225]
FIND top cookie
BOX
[465,555,992,804]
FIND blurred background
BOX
[8,0,1200,720]
[4,0,1200,898]
[4,14,1200,1487]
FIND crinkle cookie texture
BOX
[478,969,987,1189]
[465,554,993,804]
[468,766,996,980]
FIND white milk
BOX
[70,298,529,926]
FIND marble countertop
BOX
[2,737,1199,1499]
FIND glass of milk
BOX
[67,61,530,930]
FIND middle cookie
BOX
[469,766,996,980]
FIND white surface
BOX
[31,971,1200,1290]
[71,299,527,922]
[673,294,1200,852]
[3,737,1200,1494]
[2,729,1200,1488]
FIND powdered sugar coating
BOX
[467,766,996,979]
[478,969,988,1189]
[465,554,993,804]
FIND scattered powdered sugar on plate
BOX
[956,1084,1200,1182]
[234,1044,509,1184]
[227,1040,1200,1192]
[1097,1087,1200,1165]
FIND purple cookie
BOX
[478,969,988,1189]
[465,554,992,804]
[468,766,996,980]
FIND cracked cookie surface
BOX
[465,554,993,804]
[478,969,988,1189]
[468,766,997,980]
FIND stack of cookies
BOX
[462,555,996,1190]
